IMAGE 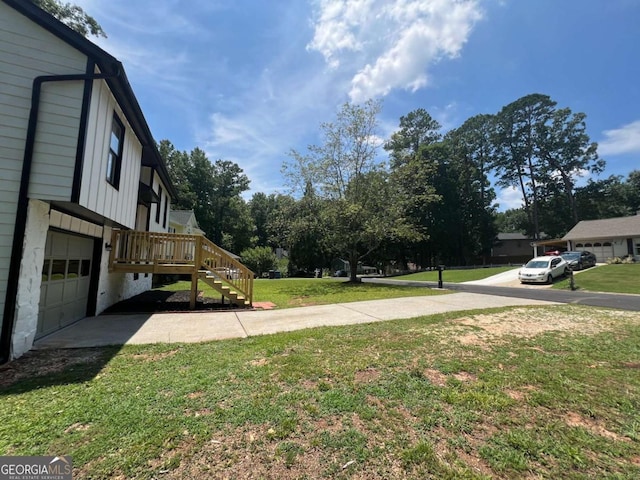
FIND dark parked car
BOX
[560,251,597,270]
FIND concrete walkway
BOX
[35,292,557,349]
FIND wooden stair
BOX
[108,230,254,309]
[198,270,251,308]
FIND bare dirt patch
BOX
[129,348,180,362]
[354,367,381,383]
[453,371,477,383]
[423,368,448,387]
[450,306,633,347]
[564,411,629,442]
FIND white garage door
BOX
[37,231,94,339]
[575,242,613,263]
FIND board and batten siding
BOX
[29,81,85,200]
[0,2,88,332]
[79,78,142,229]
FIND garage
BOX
[574,242,613,263]
[37,231,94,339]
[563,215,640,264]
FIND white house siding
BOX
[79,78,142,229]
[11,199,49,359]
[96,226,152,315]
[29,81,85,200]
[0,3,87,353]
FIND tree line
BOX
[160,93,639,279]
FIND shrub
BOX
[239,246,277,276]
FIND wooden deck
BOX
[108,230,253,308]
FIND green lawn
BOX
[2,305,639,478]
[159,277,449,308]
[397,266,517,283]
[553,263,640,294]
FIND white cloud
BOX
[598,120,640,156]
[307,0,483,102]
[496,186,523,212]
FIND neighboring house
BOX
[0,0,177,362]
[491,233,535,258]
[168,210,243,261]
[169,210,204,236]
[562,213,640,263]
[490,233,558,262]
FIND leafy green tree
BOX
[158,140,197,209]
[494,208,530,234]
[249,192,273,247]
[492,93,603,238]
[574,174,636,220]
[284,100,413,282]
[159,141,252,254]
[239,246,277,277]
[385,108,441,167]
[209,159,251,248]
[220,196,254,254]
[286,183,330,274]
[492,94,555,240]
[263,194,297,250]
[446,114,497,262]
[627,170,640,212]
[32,0,105,37]
[536,107,603,225]
[385,109,441,267]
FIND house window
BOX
[107,113,124,188]
[156,187,163,223]
[163,199,168,228]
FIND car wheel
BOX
[546,274,553,284]
[577,262,583,270]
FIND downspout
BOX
[0,70,119,364]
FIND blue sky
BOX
[74,0,639,210]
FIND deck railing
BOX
[109,230,253,305]
[199,235,253,305]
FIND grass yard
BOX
[397,266,517,283]
[554,263,640,295]
[2,305,639,479]
[159,277,449,309]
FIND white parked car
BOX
[518,256,569,284]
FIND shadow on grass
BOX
[1,290,241,393]
[0,346,120,394]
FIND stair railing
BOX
[198,236,253,305]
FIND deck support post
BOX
[189,235,204,310]
[190,272,198,310]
